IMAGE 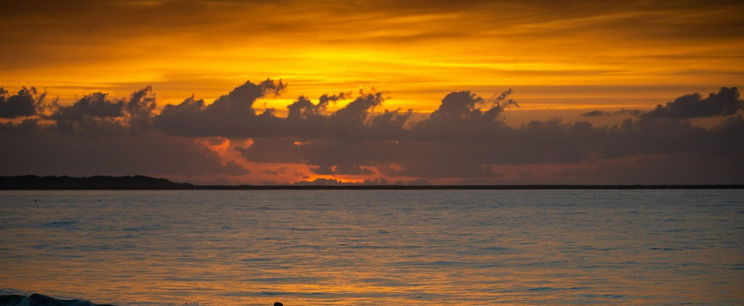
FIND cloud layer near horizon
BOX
[1,81,743,184]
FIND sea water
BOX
[0,190,742,305]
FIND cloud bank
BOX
[1,81,742,184]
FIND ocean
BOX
[0,190,742,305]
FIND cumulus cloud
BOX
[0,87,45,118]
[582,88,742,119]
[581,109,643,117]
[126,86,157,131]
[429,89,515,121]
[52,92,125,120]
[39,87,158,136]
[582,110,608,117]
[411,89,514,141]
[154,79,286,137]
[48,92,128,135]
[318,92,349,104]
[643,87,742,118]
[287,96,328,121]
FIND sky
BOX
[1,0,743,184]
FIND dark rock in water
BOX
[0,295,24,305]
[0,293,114,306]
[274,302,283,306]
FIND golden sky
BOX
[2,0,742,112]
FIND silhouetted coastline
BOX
[1,175,742,190]
[0,175,193,190]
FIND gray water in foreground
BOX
[0,190,742,305]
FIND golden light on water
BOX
[3,189,743,304]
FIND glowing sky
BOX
[1,0,743,184]
[2,0,742,110]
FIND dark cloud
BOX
[582,87,742,120]
[318,92,349,104]
[643,87,742,118]
[0,87,45,118]
[48,90,147,136]
[411,90,515,141]
[232,84,743,182]
[49,92,128,135]
[154,79,286,137]
[0,128,248,177]
[287,96,328,121]
[285,91,411,141]
[126,86,157,131]
[2,81,743,184]
[581,109,642,117]
[51,92,125,120]
[556,153,744,185]
[238,138,305,164]
[582,110,608,117]
[429,90,515,121]
[283,96,328,137]
[0,84,249,178]
[326,92,388,139]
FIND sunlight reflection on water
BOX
[1,190,743,305]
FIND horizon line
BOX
[2,175,743,190]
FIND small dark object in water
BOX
[274,302,283,306]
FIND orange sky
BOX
[1,0,742,112]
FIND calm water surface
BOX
[0,190,743,304]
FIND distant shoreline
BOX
[1,175,742,190]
